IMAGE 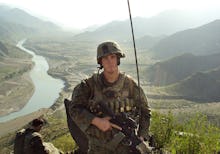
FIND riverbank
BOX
[0,39,64,123]
[0,41,35,117]
[0,72,35,116]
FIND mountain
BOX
[164,67,220,102]
[151,19,220,59]
[0,5,61,42]
[73,9,220,43]
[0,41,8,56]
[145,53,220,86]
[0,7,59,30]
[135,35,166,50]
[0,19,35,42]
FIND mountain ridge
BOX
[163,67,220,102]
[73,9,220,43]
[151,19,220,59]
[146,53,220,86]
[0,5,63,42]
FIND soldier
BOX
[69,41,151,154]
[14,118,62,154]
[19,118,48,154]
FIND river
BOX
[0,39,64,122]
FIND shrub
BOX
[150,112,220,154]
[150,111,175,149]
[52,133,77,153]
[169,113,220,154]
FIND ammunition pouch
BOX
[105,132,126,150]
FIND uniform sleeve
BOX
[132,81,151,139]
[68,80,96,132]
[30,136,48,154]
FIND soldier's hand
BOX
[110,123,122,131]
[91,117,113,132]
[103,117,122,131]
[91,117,122,132]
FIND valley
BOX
[23,38,220,127]
[1,4,220,153]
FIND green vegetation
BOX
[52,133,77,152]
[2,110,219,154]
[17,38,219,154]
[1,5,220,154]
[150,112,220,154]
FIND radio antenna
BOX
[127,0,141,97]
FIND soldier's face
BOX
[35,125,43,132]
[101,54,118,74]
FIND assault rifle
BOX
[98,101,153,154]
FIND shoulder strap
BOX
[31,132,41,138]
[125,74,135,97]
[84,73,98,99]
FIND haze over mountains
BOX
[0,5,62,42]
[1,4,220,103]
[72,9,220,42]
[152,20,220,59]
[1,5,220,42]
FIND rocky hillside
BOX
[0,41,8,56]
[145,53,220,86]
[163,67,220,102]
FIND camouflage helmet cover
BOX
[97,41,125,64]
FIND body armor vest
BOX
[85,72,138,141]
[88,73,136,115]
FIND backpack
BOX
[14,129,27,154]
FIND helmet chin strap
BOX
[97,65,103,75]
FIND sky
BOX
[0,0,220,29]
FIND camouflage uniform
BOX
[23,128,48,154]
[69,72,151,154]
[68,41,151,154]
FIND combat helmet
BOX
[97,41,125,65]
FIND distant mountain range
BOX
[72,9,220,43]
[143,17,220,102]
[146,52,220,102]
[1,4,220,102]
[146,53,220,86]
[0,5,61,42]
[0,6,59,29]
[151,20,220,59]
